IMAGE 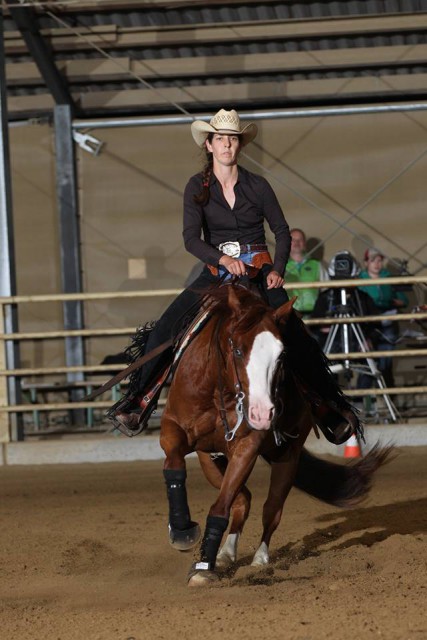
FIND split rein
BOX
[215,320,246,442]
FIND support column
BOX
[0,12,22,442]
[54,105,85,424]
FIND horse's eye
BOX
[234,348,243,358]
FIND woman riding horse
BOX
[159,285,389,585]
[109,108,359,444]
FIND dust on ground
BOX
[0,446,426,640]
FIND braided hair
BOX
[193,133,214,206]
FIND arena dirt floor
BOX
[1,445,426,640]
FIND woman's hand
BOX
[266,270,284,289]
[219,255,247,276]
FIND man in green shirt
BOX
[285,228,328,316]
[359,248,408,312]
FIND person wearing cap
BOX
[358,247,408,388]
[109,109,359,444]
[284,228,328,317]
[359,248,408,312]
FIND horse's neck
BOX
[196,315,231,376]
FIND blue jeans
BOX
[218,251,265,280]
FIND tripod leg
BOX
[351,323,399,423]
[323,322,340,354]
[324,319,352,379]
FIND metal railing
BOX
[0,275,426,441]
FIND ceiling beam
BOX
[5,1,76,110]
[27,0,329,10]
[5,46,427,86]
[7,73,427,117]
[24,1,427,13]
[4,14,427,55]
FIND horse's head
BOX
[219,286,295,432]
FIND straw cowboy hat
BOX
[191,109,258,147]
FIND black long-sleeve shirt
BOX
[183,165,291,275]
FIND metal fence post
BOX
[0,12,22,441]
[54,105,85,425]
[0,306,10,442]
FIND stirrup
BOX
[312,399,363,445]
[109,403,156,437]
[107,363,171,437]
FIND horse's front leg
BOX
[189,434,262,587]
[252,443,304,567]
[160,416,201,551]
[197,452,252,569]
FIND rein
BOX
[215,320,247,442]
[84,339,174,401]
[84,266,260,403]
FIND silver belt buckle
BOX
[218,241,240,258]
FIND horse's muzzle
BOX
[247,402,275,431]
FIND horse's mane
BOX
[205,284,272,333]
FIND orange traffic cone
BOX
[344,432,362,458]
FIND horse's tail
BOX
[293,444,394,508]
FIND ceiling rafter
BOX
[3,2,427,120]
[4,14,427,54]
[6,45,427,86]
[5,0,76,111]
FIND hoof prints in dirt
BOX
[231,566,285,587]
[59,539,119,575]
[230,533,426,590]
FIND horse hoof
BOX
[187,565,219,587]
[251,542,269,566]
[168,522,201,551]
[251,556,268,567]
[215,552,236,570]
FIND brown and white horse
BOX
[159,284,389,586]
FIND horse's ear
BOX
[273,296,297,323]
[227,284,242,315]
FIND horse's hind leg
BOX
[160,416,201,551]
[252,447,302,567]
[197,452,251,569]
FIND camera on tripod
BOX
[326,251,360,315]
[320,251,399,422]
[328,251,359,281]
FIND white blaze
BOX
[246,331,283,430]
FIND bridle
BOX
[215,321,247,441]
[215,316,296,444]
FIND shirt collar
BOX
[290,255,307,266]
[210,164,246,186]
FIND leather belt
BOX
[238,243,268,252]
[217,241,268,258]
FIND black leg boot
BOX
[283,311,363,445]
[164,469,201,551]
[188,514,229,577]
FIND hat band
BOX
[212,127,241,134]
